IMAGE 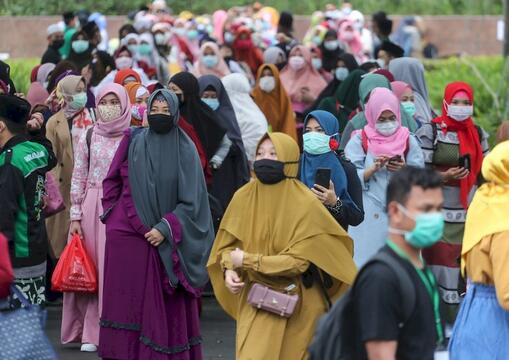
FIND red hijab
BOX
[432,81,483,209]
[114,69,141,85]
[232,27,263,74]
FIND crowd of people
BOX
[0,1,508,359]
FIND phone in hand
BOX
[389,155,403,163]
[314,168,331,189]
[459,154,471,171]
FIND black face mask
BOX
[147,113,174,134]
[253,159,297,185]
[52,39,65,49]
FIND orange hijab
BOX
[252,64,297,141]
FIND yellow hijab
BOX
[462,140,509,275]
[207,132,357,318]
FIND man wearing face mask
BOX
[376,41,404,70]
[42,24,65,65]
[350,166,445,360]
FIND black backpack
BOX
[308,251,416,360]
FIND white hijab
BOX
[222,73,268,165]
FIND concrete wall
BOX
[0,15,503,59]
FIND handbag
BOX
[43,172,65,217]
[247,283,299,318]
[0,286,57,360]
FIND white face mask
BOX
[446,103,473,121]
[376,58,386,69]
[311,58,322,70]
[375,120,399,136]
[98,104,122,122]
[288,56,306,71]
[324,40,339,51]
[115,56,133,70]
[259,76,276,93]
[154,32,169,46]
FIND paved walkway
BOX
[45,297,236,359]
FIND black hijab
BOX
[0,61,16,94]
[67,31,93,72]
[169,72,226,160]
[320,30,344,72]
[128,89,215,289]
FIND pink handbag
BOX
[43,172,65,217]
[247,283,299,318]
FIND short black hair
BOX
[378,19,393,36]
[386,166,442,207]
[359,61,380,72]
[63,11,75,24]
[1,118,26,135]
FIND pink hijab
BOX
[194,42,231,78]
[338,20,363,58]
[26,82,49,109]
[94,83,131,138]
[213,10,228,43]
[391,81,412,100]
[361,87,410,157]
[280,45,327,99]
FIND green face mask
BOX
[390,204,445,249]
[401,101,416,117]
[138,43,152,56]
[70,92,87,110]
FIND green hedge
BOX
[6,56,507,141]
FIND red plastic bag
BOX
[51,234,97,293]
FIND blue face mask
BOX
[311,58,322,70]
[138,43,152,55]
[312,36,322,45]
[202,98,220,111]
[335,67,349,81]
[390,204,445,249]
[203,55,219,68]
[70,92,87,110]
[72,40,89,54]
[127,44,138,54]
[303,131,334,155]
[187,30,199,40]
[224,32,234,43]
[401,101,416,117]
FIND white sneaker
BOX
[80,343,97,352]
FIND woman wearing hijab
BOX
[198,74,251,209]
[62,83,131,352]
[124,82,149,126]
[391,80,422,127]
[280,45,327,115]
[232,27,263,75]
[114,69,142,86]
[222,73,268,165]
[252,64,297,141]
[47,61,78,94]
[301,110,364,231]
[416,81,489,327]
[99,89,214,359]
[345,87,424,266]
[168,72,227,185]
[33,63,56,90]
[340,73,418,150]
[449,141,509,359]
[338,20,367,64]
[194,41,231,79]
[46,76,95,260]
[67,30,93,72]
[262,46,287,71]
[389,57,434,123]
[207,132,357,360]
[309,46,333,83]
[317,69,365,133]
[26,82,50,110]
[320,30,344,72]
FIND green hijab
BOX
[317,69,365,132]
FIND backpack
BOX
[361,129,410,158]
[308,251,416,360]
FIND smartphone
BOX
[314,168,331,189]
[389,155,403,163]
[459,154,471,171]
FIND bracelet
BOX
[326,197,343,215]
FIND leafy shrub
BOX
[5,58,40,95]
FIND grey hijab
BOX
[128,89,214,289]
[389,57,434,123]
[263,46,286,64]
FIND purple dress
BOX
[98,133,202,360]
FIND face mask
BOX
[253,159,297,184]
[259,76,276,93]
[342,31,354,41]
[401,101,416,117]
[376,58,386,69]
[52,39,65,49]
[203,55,219,68]
[98,104,122,122]
[147,113,174,134]
[224,32,234,43]
[289,56,306,71]
[154,33,169,46]
[375,120,399,136]
[335,67,349,81]
[70,92,87,110]
[202,98,220,111]
[312,36,322,45]
[115,56,132,70]
[131,104,147,120]
[446,103,473,121]
[311,58,322,70]
[390,204,445,249]
[72,40,89,54]
[303,132,334,155]
[127,44,138,54]
[138,43,152,56]
[324,40,339,51]
[174,28,186,36]
[187,30,199,40]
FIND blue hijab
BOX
[300,110,355,208]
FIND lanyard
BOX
[386,240,444,345]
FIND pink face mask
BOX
[342,31,354,41]
[289,56,306,71]
[131,103,147,120]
